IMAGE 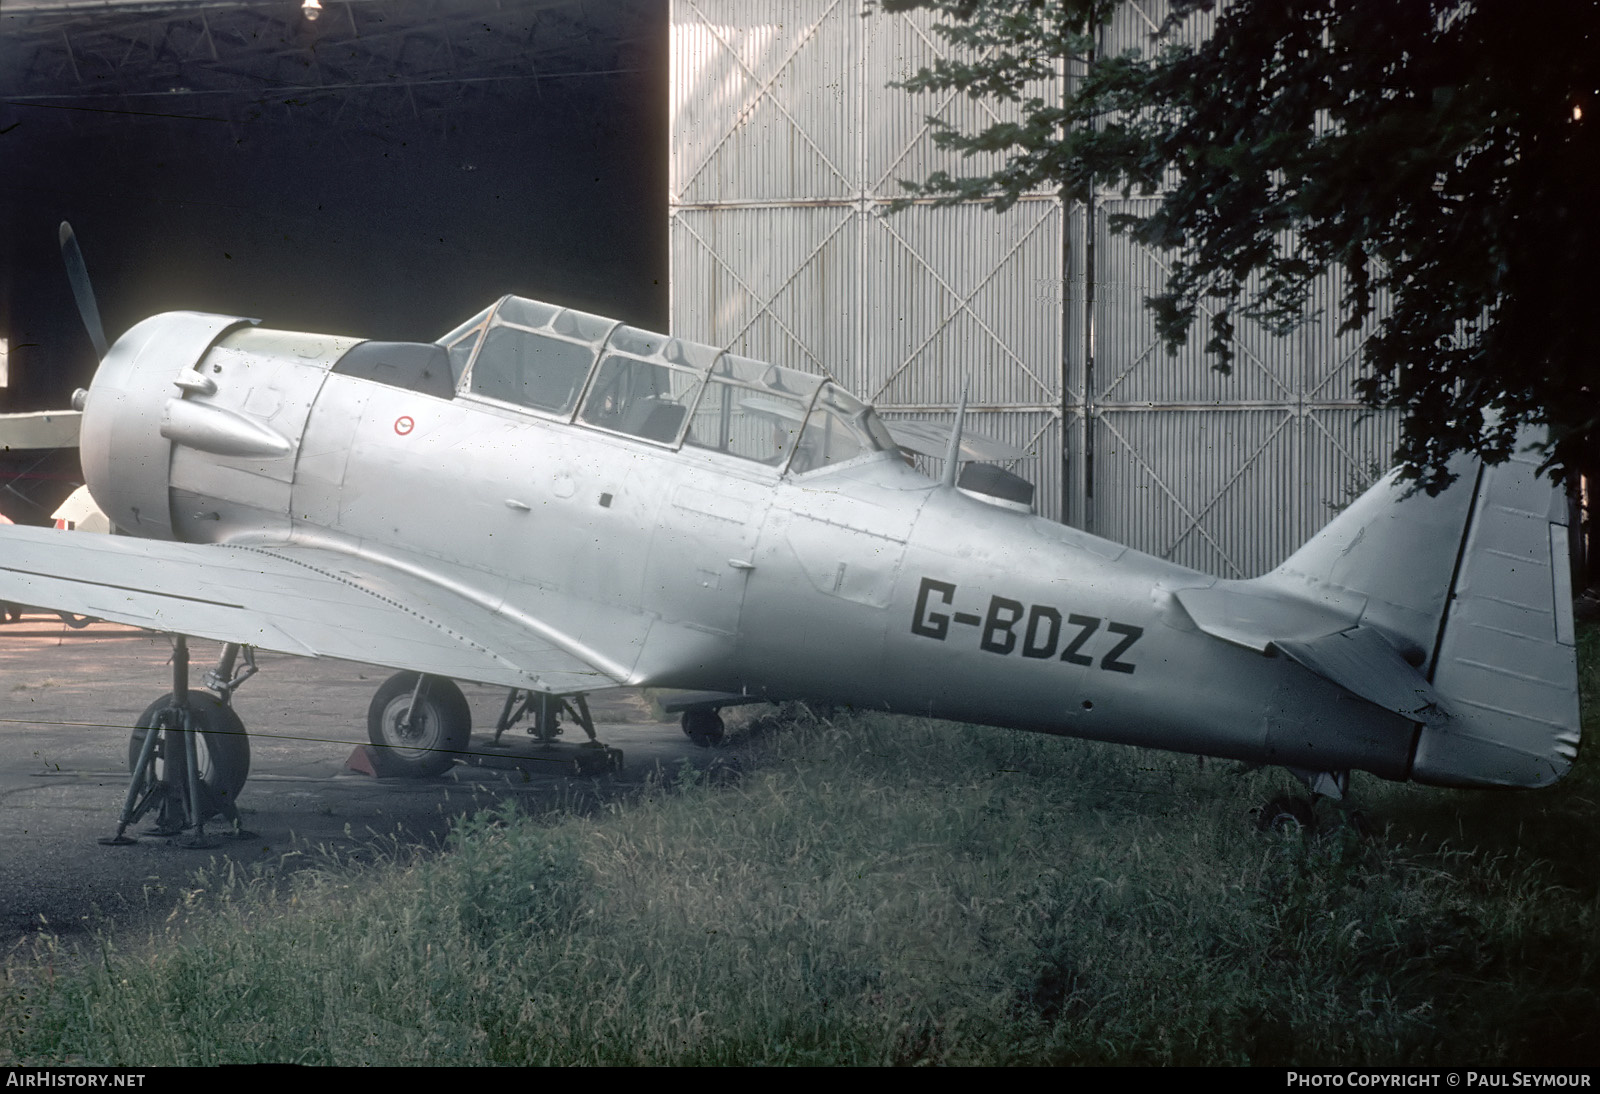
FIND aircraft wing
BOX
[0,526,616,693]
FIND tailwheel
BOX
[368,672,471,777]
[126,691,251,823]
[1257,795,1315,834]
[681,708,725,748]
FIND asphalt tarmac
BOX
[0,616,721,950]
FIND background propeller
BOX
[58,221,107,360]
[0,224,103,525]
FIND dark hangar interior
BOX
[0,0,668,419]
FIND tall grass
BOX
[3,629,1597,1065]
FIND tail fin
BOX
[1261,439,1581,787]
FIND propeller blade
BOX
[58,222,108,360]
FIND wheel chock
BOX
[344,744,385,777]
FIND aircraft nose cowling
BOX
[79,311,257,540]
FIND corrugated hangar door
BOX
[1081,195,1399,576]
[670,0,1397,577]
[670,0,1069,523]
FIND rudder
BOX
[1260,439,1581,787]
[1411,445,1581,787]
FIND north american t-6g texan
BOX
[0,225,1581,842]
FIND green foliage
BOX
[445,805,587,943]
[875,0,1600,492]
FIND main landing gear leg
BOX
[100,638,255,847]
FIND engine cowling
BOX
[79,311,359,543]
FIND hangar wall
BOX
[668,0,1398,578]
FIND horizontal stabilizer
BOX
[1275,626,1448,727]
[1173,581,1360,653]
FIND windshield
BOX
[436,305,492,385]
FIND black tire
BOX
[367,672,471,777]
[681,708,725,748]
[1257,795,1315,834]
[127,692,251,819]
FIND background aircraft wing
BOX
[0,526,617,693]
[883,419,1025,462]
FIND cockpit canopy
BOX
[436,295,896,474]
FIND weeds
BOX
[2,644,1597,1065]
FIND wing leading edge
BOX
[0,526,616,693]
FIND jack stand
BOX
[479,688,622,775]
[489,688,571,745]
[176,662,220,850]
[99,711,160,846]
[569,694,604,747]
[488,688,531,747]
[101,636,250,847]
[533,691,563,743]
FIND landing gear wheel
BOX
[368,672,471,777]
[681,708,725,748]
[127,692,251,821]
[1257,795,1315,834]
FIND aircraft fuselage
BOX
[70,301,1574,792]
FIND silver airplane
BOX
[0,229,1581,840]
